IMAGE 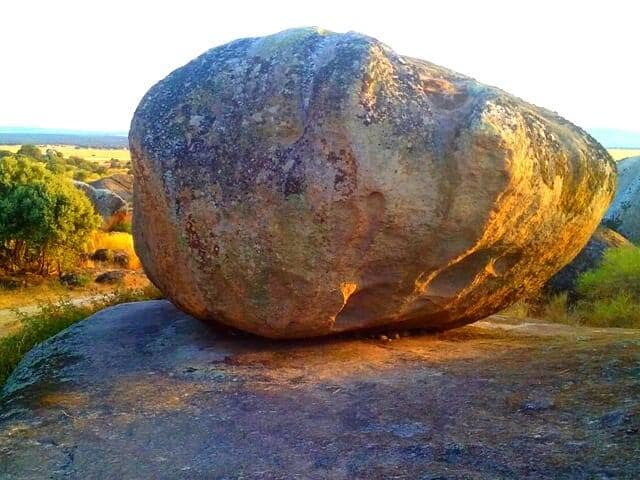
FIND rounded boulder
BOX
[130,27,616,338]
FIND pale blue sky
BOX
[1,0,638,133]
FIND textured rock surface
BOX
[73,180,128,227]
[603,156,640,242]
[543,226,634,301]
[90,174,133,203]
[2,301,639,479]
[130,28,616,338]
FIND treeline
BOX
[0,145,112,181]
[0,153,101,275]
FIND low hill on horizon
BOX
[0,128,128,149]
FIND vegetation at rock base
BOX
[0,154,102,274]
[574,247,640,328]
[0,145,140,277]
[0,285,162,387]
[504,246,640,329]
[87,231,141,270]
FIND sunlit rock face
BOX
[130,27,616,338]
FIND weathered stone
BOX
[90,174,133,203]
[73,180,128,228]
[0,276,23,290]
[130,27,616,338]
[113,250,130,268]
[1,301,639,478]
[59,272,82,287]
[95,270,125,284]
[91,248,114,262]
[543,226,634,302]
[603,156,640,242]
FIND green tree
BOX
[0,155,101,274]
[73,170,89,182]
[16,144,43,161]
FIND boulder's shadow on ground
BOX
[1,300,638,479]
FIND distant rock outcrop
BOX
[73,181,129,229]
[89,174,133,203]
[603,156,640,243]
[543,226,634,301]
[129,27,615,338]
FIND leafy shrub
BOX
[16,144,43,160]
[504,247,640,329]
[573,247,640,328]
[576,293,640,328]
[73,170,90,182]
[109,221,132,234]
[576,247,640,300]
[0,155,102,274]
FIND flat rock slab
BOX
[1,301,639,479]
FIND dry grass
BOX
[86,231,141,270]
[0,232,143,318]
[608,148,640,161]
[0,144,130,164]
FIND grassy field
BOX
[0,144,130,163]
[608,148,640,161]
[0,230,144,340]
[1,231,143,312]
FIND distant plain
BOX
[0,144,130,163]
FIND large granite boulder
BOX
[1,301,639,478]
[130,27,616,338]
[543,226,634,302]
[603,156,640,242]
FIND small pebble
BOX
[378,334,389,342]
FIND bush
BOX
[109,221,132,234]
[0,155,102,274]
[16,144,43,160]
[73,170,90,182]
[576,293,640,328]
[571,247,640,328]
[576,247,640,300]
[505,247,640,329]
